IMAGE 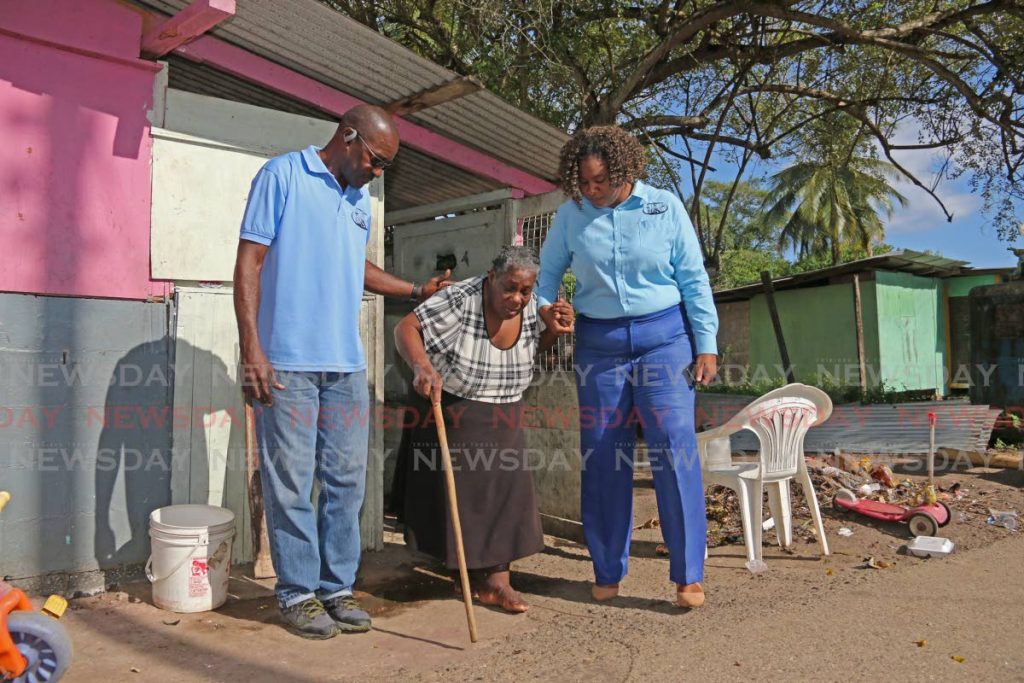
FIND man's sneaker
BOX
[323,594,372,633]
[280,598,338,639]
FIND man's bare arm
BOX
[234,240,283,405]
[364,260,452,300]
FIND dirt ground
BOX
[56,462,1023,683]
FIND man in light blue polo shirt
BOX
[234,105,449,639]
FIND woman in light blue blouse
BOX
[537,126,719,609]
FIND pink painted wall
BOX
[0,0,169,300]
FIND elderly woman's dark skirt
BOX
[392,391,545,570]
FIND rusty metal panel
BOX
[697,394,998,455]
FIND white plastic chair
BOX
[697,383,832,563]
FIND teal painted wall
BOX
[748,280,881,388]
[946,273,999,298]
[874,271,946,394]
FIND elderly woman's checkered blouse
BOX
[414,275,541,404]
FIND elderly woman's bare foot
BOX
[476,583,529,613]
[475,568,528,613]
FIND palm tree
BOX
[761,157,907,265]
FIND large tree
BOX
[326,0,1024,244]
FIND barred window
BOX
[520,210,575,372]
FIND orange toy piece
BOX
[0,491,73,682]
[0,582,33,679]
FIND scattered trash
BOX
[762,517,775,532]
[654,543,669,556]
[914,639,927,648]
[634,517,660,530]
[706,505,729,522]
[922,485,938,505]
[744,559,768,576]
[986,509,1018,531]
[706,456,977,550]
[161,619,180,626]
[871,463,897,488]
[860,556,890,569]
[130,667,141,674]
[825,568,834,576]
[951,655,966,664]
[906,536,955,558]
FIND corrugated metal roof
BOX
[136,0,567,185]
[697,394,999,455]
[165,57,504,210]
[715,250,971,302]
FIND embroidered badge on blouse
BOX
[351,208,369,230]
[643,202,668,215]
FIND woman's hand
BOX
[693,353,718,387]
[539,302,575,335]
[413,361,444,404]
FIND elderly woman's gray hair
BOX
[491,245,540,275]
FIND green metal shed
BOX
[714,251,1008,396]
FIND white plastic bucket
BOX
[146,504,236,613]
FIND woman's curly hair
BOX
[558,126,646,204]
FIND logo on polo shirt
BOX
[351,209,369,230]
[643,202,668,215]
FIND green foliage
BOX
[324,0,1024,241]
[560,272,577,302]
[715,249,792,289]
[789,243,896,274]
[702,375,929,405]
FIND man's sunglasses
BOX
[355,130,394,170]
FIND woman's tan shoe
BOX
[591,583,620,601]
[676,583,705,608]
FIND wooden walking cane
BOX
[432,401,479,643]
[245,403,276,579]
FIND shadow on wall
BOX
[93,339,231,571]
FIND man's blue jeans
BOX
[254,370,369,608]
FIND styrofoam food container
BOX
[907,536,954,558]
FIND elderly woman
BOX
[394,246,574,613]
[536,126,719,609]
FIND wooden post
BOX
[245,403,276,579]
[760,271,795,383]
[852,274,868,396]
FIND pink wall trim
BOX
[0,0,145,61]
[174,34,558,195]
[0,24,163,300]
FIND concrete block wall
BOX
[0,293,173,594]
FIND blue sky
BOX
[693,124,1022,270]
